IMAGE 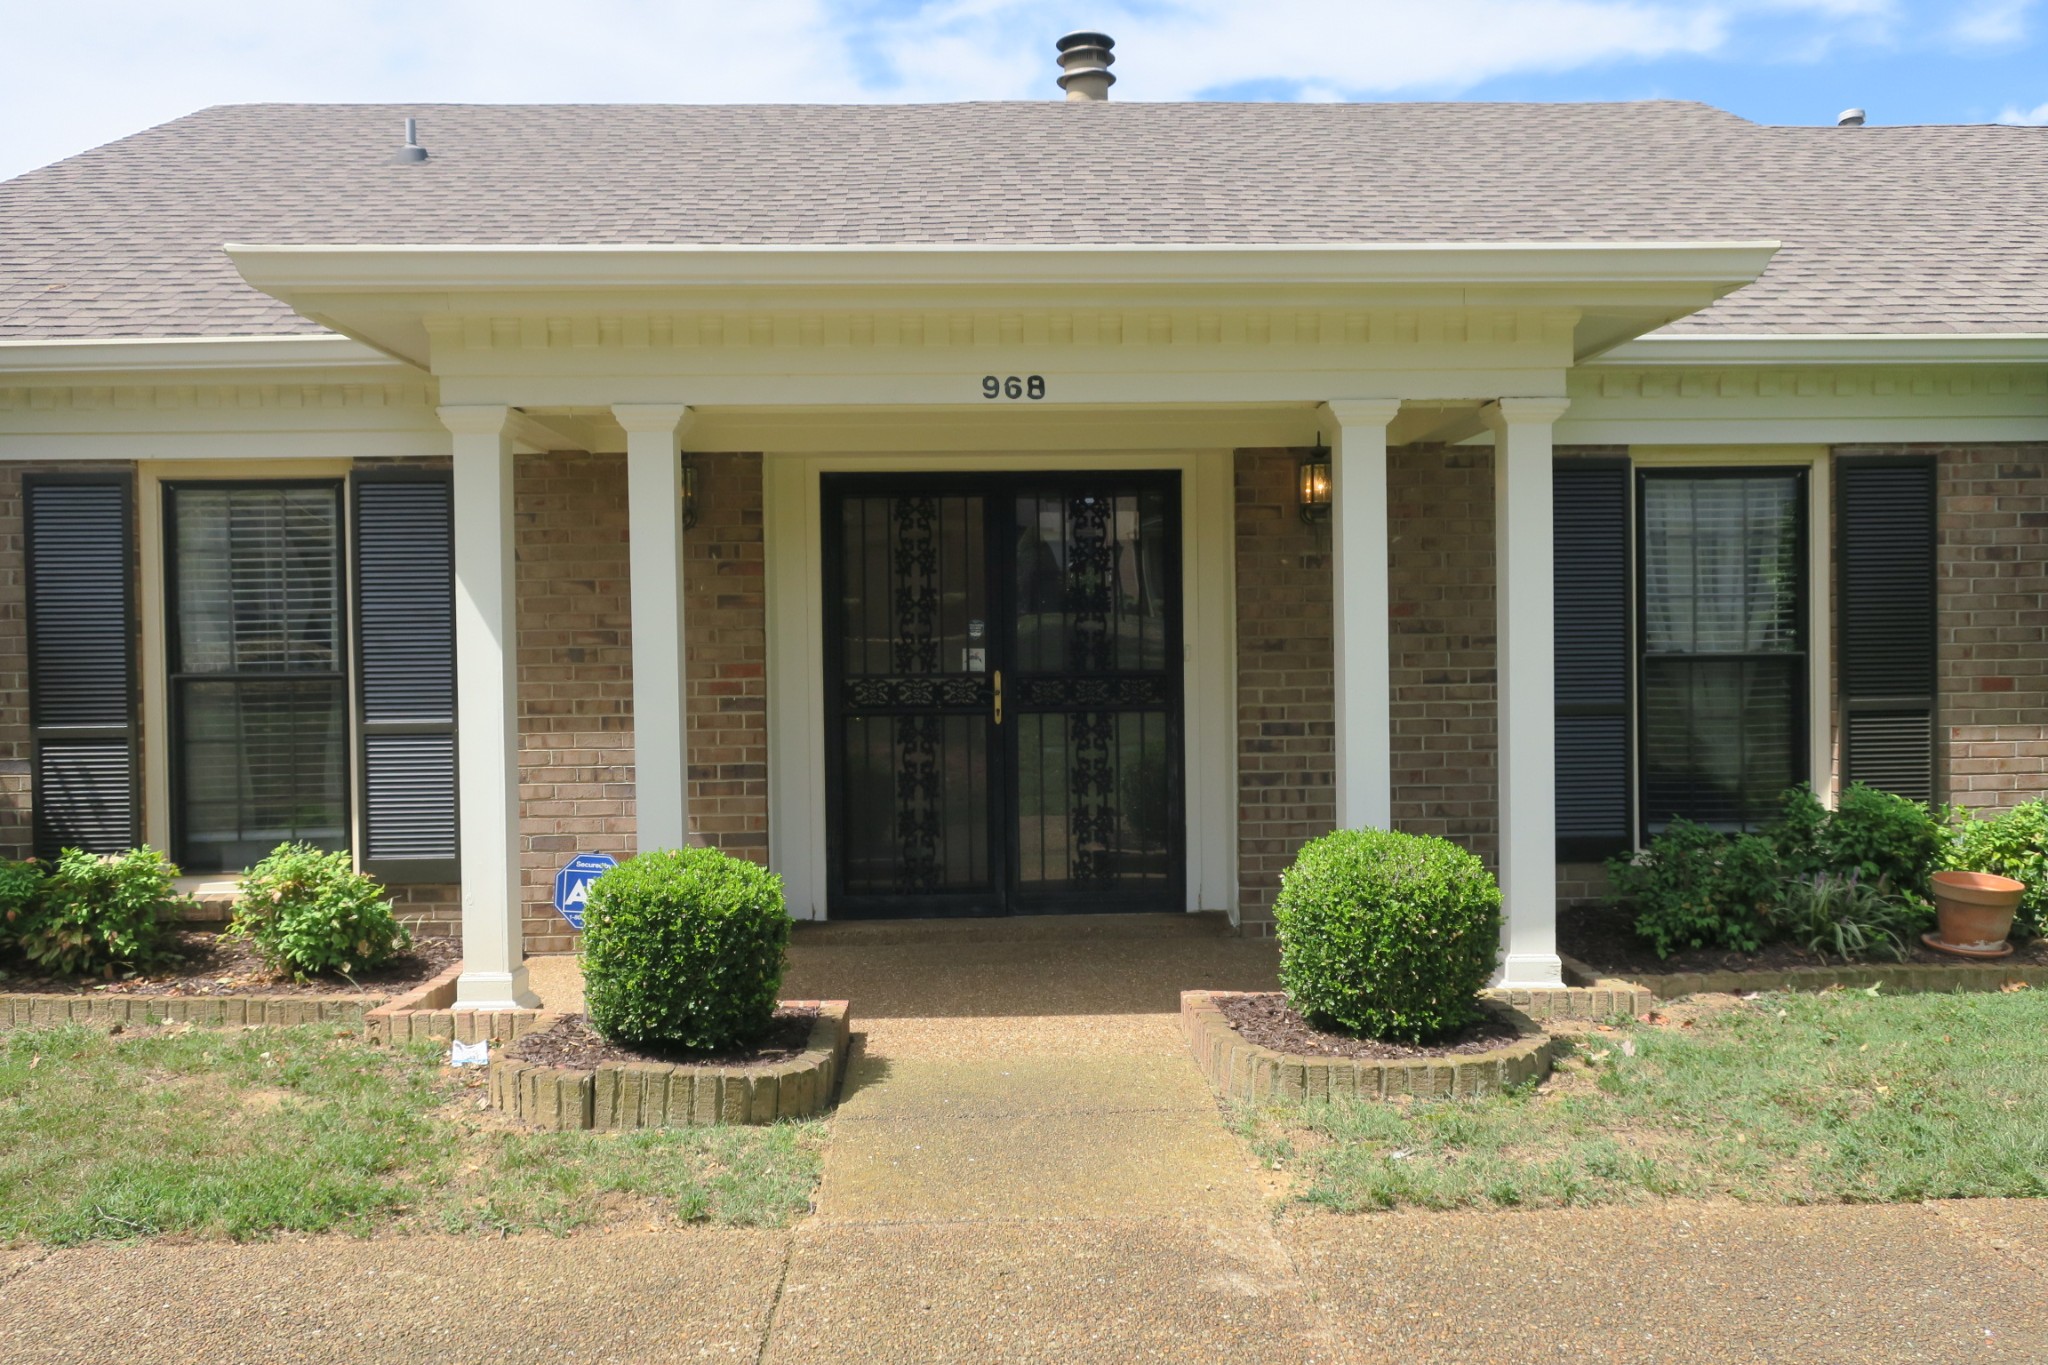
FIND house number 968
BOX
[982,375,1046,400]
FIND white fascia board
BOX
[0,333,401,377]
[1598,333,2048,367]
[224,240,1780,295]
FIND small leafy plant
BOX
[1944,800,2048,939]
[227,843,409,980]
[1770,871,1927,963]
[1819,783,1946,896]
[1608,821,1780,958]
[0,857,44,962]
[13,847,185,978]
[1273,828,1502,1044]
[581,847,791,1053]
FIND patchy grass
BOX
[0,1023,825,1245]
[1234,986,2048,1213]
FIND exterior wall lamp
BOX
[680,459,699,530]
[1298,437,1332,524]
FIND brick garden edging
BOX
[1635,961,2048,1000]
[363,963,555,1045]
[0,992,383,1030]
[1486,975,1658,1023]
[1182,991,1557,1102]
[490,1001,852,1130]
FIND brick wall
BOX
[1838,443,2048,813]
[1234,450,1335,926]
[0,464,32,858]
[514,450,768,954]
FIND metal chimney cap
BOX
[1837,108,1866,127]
[1056,30,1116,101]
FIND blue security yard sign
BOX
[552,853,617,931]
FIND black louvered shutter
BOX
[352,471,458,881]
[1554,458,1633,858]
[1837,457,1937,802]
[25,475,139,856]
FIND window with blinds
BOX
[1638,469,1808,834]
[166,483,347,872]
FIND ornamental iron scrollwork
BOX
[890,496,940,675]
[1068,709,1119,885]
[1065,494,1117,673]
[843,675,992,711]
[1012,674,1169,710]
[892,711,943,892]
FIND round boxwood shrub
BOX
[1273,829,1502,1044]
[580,847,790,1053]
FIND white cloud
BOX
[1950,0,2034,45]
[0,0,2002,180]
[1998,99,2048,122]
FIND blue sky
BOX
[3,0,2044,182]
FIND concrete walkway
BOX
[4,918,2047,1361]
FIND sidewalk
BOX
[3,923,2045,1362]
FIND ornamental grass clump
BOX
[580,847,790,1054]
[1273,829,1502,1045]
[227,842,410,980]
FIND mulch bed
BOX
[0,929,462,997]
[1560,899,2048,976]
[1216,993,1524,1061]
[504,1008,821,1071]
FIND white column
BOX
[1486,397,1571,989]
[442,405,539,1010]
[1324,399,1401,831]
[613,404,695,853]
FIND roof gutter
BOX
[0,332,392,375]
[223,240,1784,293]
[1599,332,2048,367]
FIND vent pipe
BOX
[1056,32,1116,102]
[395,117,428,163]
[1837,108,1866,127]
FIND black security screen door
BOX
[823,472,1183,918]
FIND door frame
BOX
[766,449,1238,922]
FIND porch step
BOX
[790,910,1237,947]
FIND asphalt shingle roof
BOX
[1,100,2043,342]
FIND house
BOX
[1,38,2043,1011]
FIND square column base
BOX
[1492,953,1565,991]
[454,965,540,1011]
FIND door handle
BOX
[993,669,1003,726]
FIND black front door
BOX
[823,472,1183,918]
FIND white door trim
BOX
[765,449,1238,921]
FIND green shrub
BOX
[1820,783,1945,895]
[1607,821,1780,958]
[1272,829,1501,1045]
[1770,871,1928,963]
[0,857,44,959]
[580,848,790,1053]
[13,847,185,978]
[226,843,409,980]
[1763,784,1830,877]
[1944,800,2048,938]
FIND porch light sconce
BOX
[680,459,699,530]
[1299,437,1332,525]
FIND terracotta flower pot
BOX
[1924,870,2026,959]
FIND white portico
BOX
[220,239,1778,1006]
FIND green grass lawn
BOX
[0,1023,824,1245]
[1236,987,2048,1213]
